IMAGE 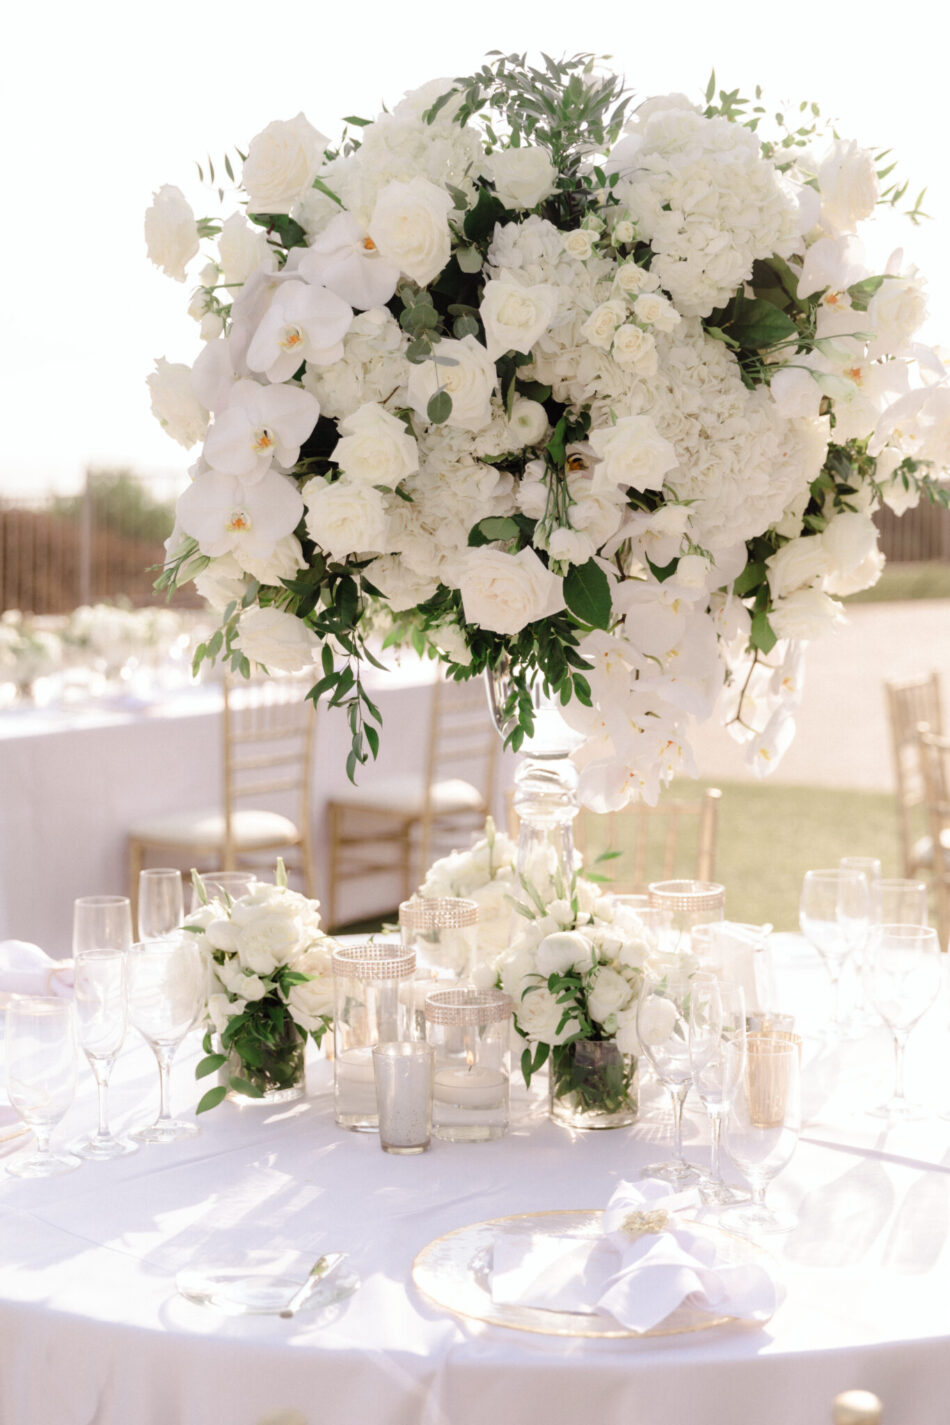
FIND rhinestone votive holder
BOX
[424,987,513,1142]
[331,942,415,1132]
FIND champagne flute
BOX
[689,976,747,1205]
[636,970,699,1184]
[138,869,184,941]
[5,996,80,1178]
[864,923,942,1120]
[722,1035,801,1235]
[73,896,133,956]
[127,937,205,1143]
[73,950,137,1159]
[799,869,870,1031]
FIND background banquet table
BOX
[2,936,950,1425]
[0,658,506,953]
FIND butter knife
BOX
[279,1253,347,1319]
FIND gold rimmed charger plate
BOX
[412,1209,768,1339]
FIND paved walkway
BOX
[690,600,950,793]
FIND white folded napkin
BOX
[491,1180,778,1333]
[0,941,73,1002]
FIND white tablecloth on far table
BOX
[2,936,950,1425]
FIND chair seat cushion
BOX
[329,775,485,817]
[129,808,300,849]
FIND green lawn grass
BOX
[847,561,950,604]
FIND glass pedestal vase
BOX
[225,1022,307,1105]
[548,1039,638,1129]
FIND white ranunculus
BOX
[486,145,557,209]
[458,546,564,636]
[406,335,497,432]
[766,536,829,599]
[536,930,596,978]
[303,476,390,559]
[587,965,633,1025]
[480,278,558,359]
[506,397,549,447]
[282,945,334,1030]
[818,139,879,236]
[769,587,844,641]
[218,213,275,286]
[144,185,199,282]
[147,358,209,449]
[332,402,418,487]
[236,605,318,673]
[243,113,328,215]
[589,415,677,492]
[368,176,453,286]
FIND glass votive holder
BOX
[694,920,775,1015]
[372,1042,435,1155]
[331,942,416,1132]
[648,880,725,958]
[399,897,479,981]
[424,988,513,1142]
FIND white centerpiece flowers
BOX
[149,53,948,808]
[187,863,334,1109]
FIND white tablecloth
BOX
[0,661,506,953]
[2,936,950,1425]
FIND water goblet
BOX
[688,976,747,1205]
[636,970,699,1185]
[190,871,257,911]
[838,857,882,1030]
[864,923,942,1121]
[73,950,137,1159]
[73,896,133,956]
[127,937,205,1143]
[799,868,870,1031]
[877,879,929,927]
[722,1035,801,1235]
[5,996,80,1178]
[138,868,184,941]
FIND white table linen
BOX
[2,936,950,1425]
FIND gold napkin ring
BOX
[620,1209,670,1240]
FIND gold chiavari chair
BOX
[572,788,722,893]
[885,671,943,879]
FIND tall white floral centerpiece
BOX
[148,54,948,808]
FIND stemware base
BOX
[7,1148,81,1178]
[698,1177,747,1207]
[867,1098,930,1123]
[719,1201,797,1236]
[76,1133,139,1160]
[638,1160,699,1186]
[133,1117,199,1144]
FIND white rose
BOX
[612,219,636,246]
[769,587,844,640]
[507,398,549,448]
[230,898,305,976]
[766,536,829,599]
[818,139,879,235]
[563,229,597,260]
[243,113,328,215]
[458,546,564,636]
[821,511,878,579]
[282,945,334,1031]
[632,292,680,333]
[147,358,209,449]
[194,554,247,611]
[587,965,633,1025]
[635,994,677,1047]
[589,416,677,492]
[581,300,626,350]
[546,526,595,566]
[615,261,659,295]
[480,278,558,360]
[332,402,419,487]
[406,335,496,432]
[824,547,885,597]
[536,930,596,978]
[236,605,318,673]
[867,275,928,359]
[486,146,557,209]
[303,476,389,559]
[514,983,579,1045]
[144,185,199,282]
[207,991,237,1035]
[611,324,657,373]
[218,213,275,286]
[237,533,306,587]
[215,954,268,1002]
[368,176,453,286]
[431,623,473,667]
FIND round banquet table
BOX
[2,935,950,1425]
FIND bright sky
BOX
[3,0,946,497]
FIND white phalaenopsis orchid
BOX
[202,379,320,480]
[246,280,353,383]
[177,466,304,561]
[298,211,401,310]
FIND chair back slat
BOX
[886,672,943,877]
[574,789,721,894]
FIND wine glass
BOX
[73,950,137,1159]
[878,879,929,927]
[127,937,205,1143]
[864,923,942,1120]
[838,857,881,1029]
[138,869,184,941]
[799,869,870,1030]
[636,970,699,1184]
[5,996,80,1178]
[73,896,133,956]
[722,1035,801,1235]
[190,871,257,911]
[689,976,747,1205]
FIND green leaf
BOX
[750,608,778,654]
[195,1053,227,1079]
[196,1085,228,1115]
[457,246,483,273]
[563,559,611,629]
[476,516,520,543]
[729,298,799,350]
[733,560,767,597]
[427,390,453,424]
[228,1075,264,1099]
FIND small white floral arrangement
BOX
[187,863,334,1110]
[418,817,519,981]
[149,53,949,807]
